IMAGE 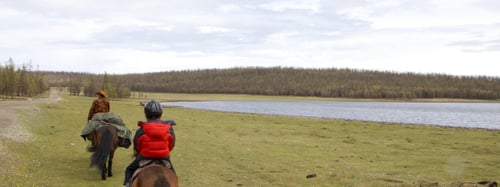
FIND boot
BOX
[87,141,96,152]
[87,145,96,152]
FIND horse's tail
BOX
[90,127,113,171]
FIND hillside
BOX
[42,67,500,100]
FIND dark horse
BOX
[131,160,178,187]
[90,124,118,180]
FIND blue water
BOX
[163,101,500,129]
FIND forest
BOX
[0,59,48,98]
[2,58,500,100]
[42,66,500,100]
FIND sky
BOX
[1,0,500,76]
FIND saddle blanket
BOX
[80,112,132,141]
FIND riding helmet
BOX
[144,99,163,119]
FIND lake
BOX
[163,101,500,129]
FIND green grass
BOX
[1,92,500,186]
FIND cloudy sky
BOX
[1,0,499,76]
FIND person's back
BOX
[136,119,175,158]
[88,90,110,121]
[123,99,176,187]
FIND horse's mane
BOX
[132,164,176,187]
[154,174,170,187]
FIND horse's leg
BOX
[108,150,114,177]
[101,131,108,180]
[108,130,118,177]
[101,168,106,180]
[101,159,107,180]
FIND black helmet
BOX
[144,100,163,119]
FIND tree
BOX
[117,87,131,98]
[3,59,19,98]
[101,73,117,98]
[68,78,82,95]
[84,76,99,97]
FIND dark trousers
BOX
[123,156,174,185]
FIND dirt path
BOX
[0,88,62,141]
[0,88,62,177]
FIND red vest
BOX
[136,122,174,158]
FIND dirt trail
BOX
[0,88,62,141]
[0,88,62,177]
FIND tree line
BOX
[42,71,131,98]
[0,58,48,98]
[117,67,500,100]
[5,63,494,100]
[40,67,500,100]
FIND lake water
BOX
[163,101,500,129]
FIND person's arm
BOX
[87,100,97,121]
[168,126,175,151]
[133,128,144,156]
[164,120,176,125]
[106,99,110,112]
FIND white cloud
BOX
[339,0,500,29]
[1,0,500,77]
[259,0,321,13]
[218,4,241,12]
[198,26,233,34]
[0,6,28,17]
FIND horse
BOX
[90,124,119,180]
[131,160,178,187]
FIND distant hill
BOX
[42,67,500,100]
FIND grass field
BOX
[1,91,500,186]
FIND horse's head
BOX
[131,159,178,187]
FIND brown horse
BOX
[131,160,178,187]
[90,124,118,180]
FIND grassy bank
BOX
[2,92,500,186]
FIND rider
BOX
[87,90,110,121]
[123,100,176,187]
[84,90,111,151]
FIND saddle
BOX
[131,159,173,182]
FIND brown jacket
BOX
[88,96,110,120]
